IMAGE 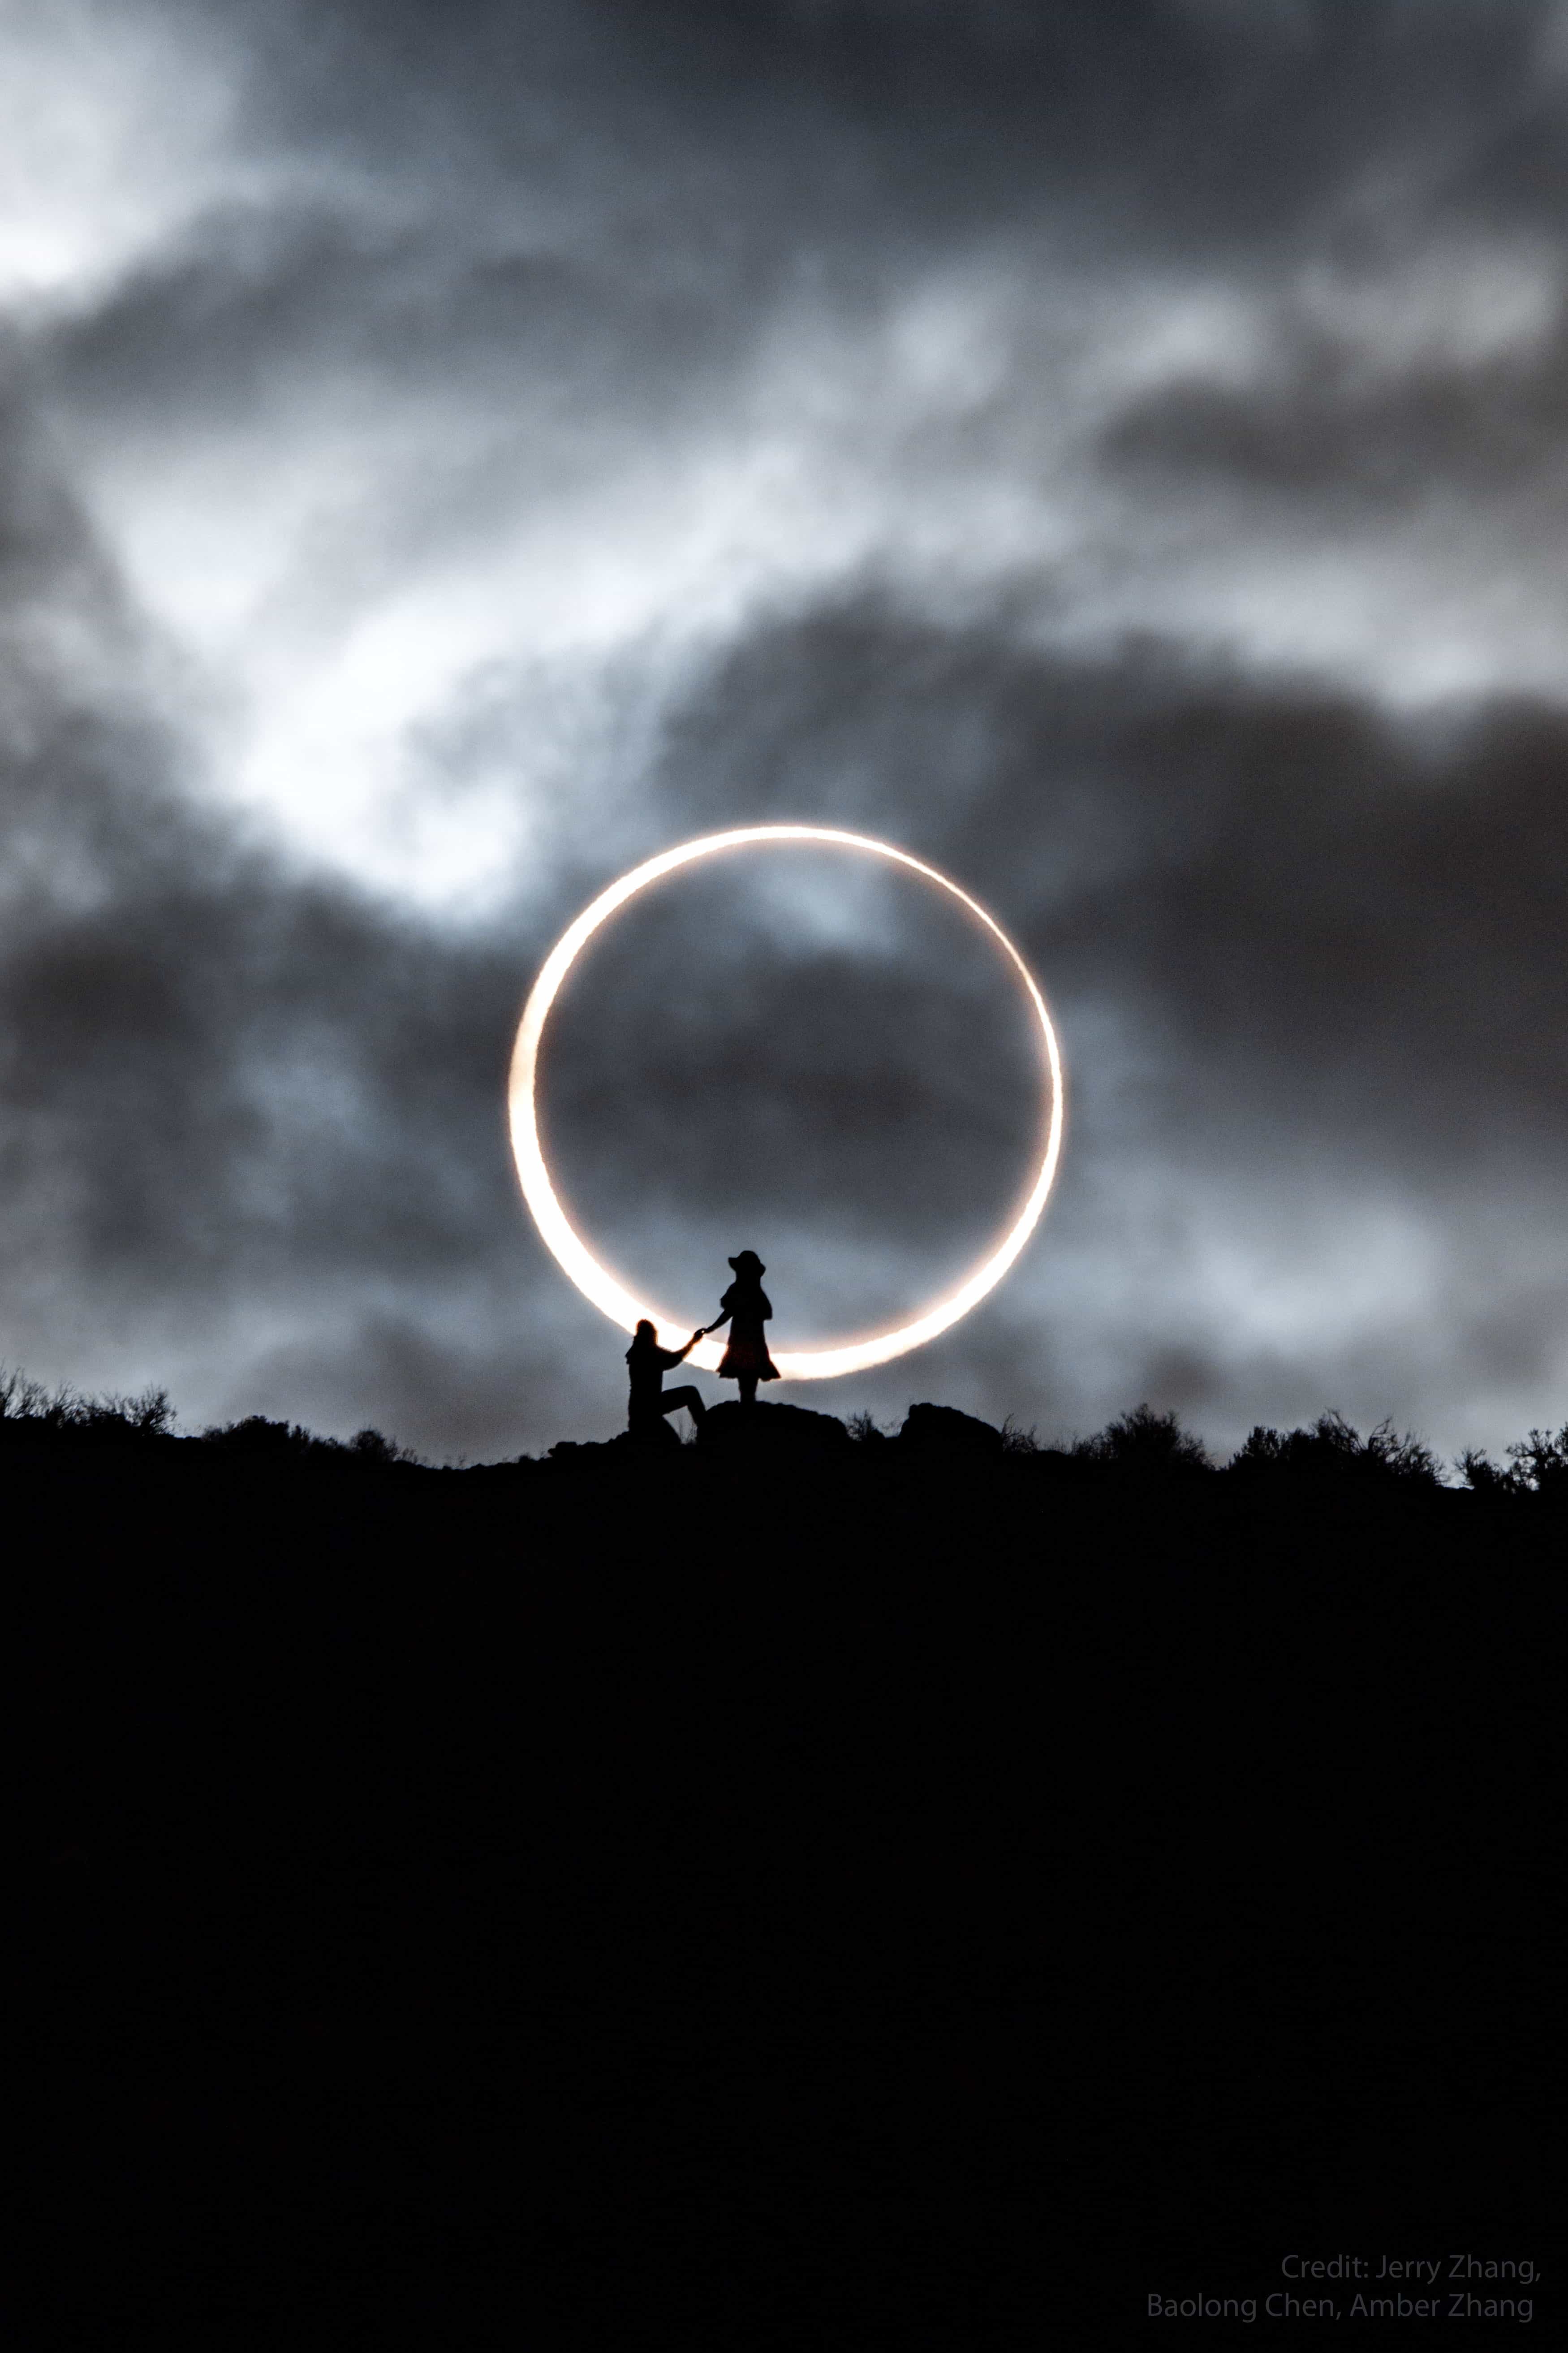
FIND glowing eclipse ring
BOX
[508,825,1065,1379]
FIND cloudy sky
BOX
[5,0,1568,1460]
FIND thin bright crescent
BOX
[508,825,1065,1379]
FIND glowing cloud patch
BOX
[508,825,1065,1378]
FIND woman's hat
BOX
[728,1250,764,1274]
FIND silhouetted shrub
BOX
[845,1411,891,1445]
[1506,1424,1568,1494]
[0,1366,52,1420]
[1456,1447,1520,1497]
[350,1427,418,1467]
[1461,1423,1568,1498]
[0,1368,175,1443]
[1073,1403,1211,1475]
[200,1416,421,1468]
[81,1386,175,1439]
[204,1415,321,1453]
[1230,1411,1438,1485]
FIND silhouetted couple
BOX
[625,1250,779,1440]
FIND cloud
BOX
[0,376,578,1451]
[639,597,1568,1447]
[4,0,1568,1457]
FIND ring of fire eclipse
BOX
[508,825,1065,1379]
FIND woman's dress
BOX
[716,1280,780,1382]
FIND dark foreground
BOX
[28,1422,1564,2346]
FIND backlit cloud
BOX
[4,0,1568,1457]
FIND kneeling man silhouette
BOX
[625,1319,707,1442]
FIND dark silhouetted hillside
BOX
[26,1380,1565,2346]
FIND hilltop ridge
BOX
[26,1377,1564,2346]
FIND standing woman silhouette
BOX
[702,1251,780,1409]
